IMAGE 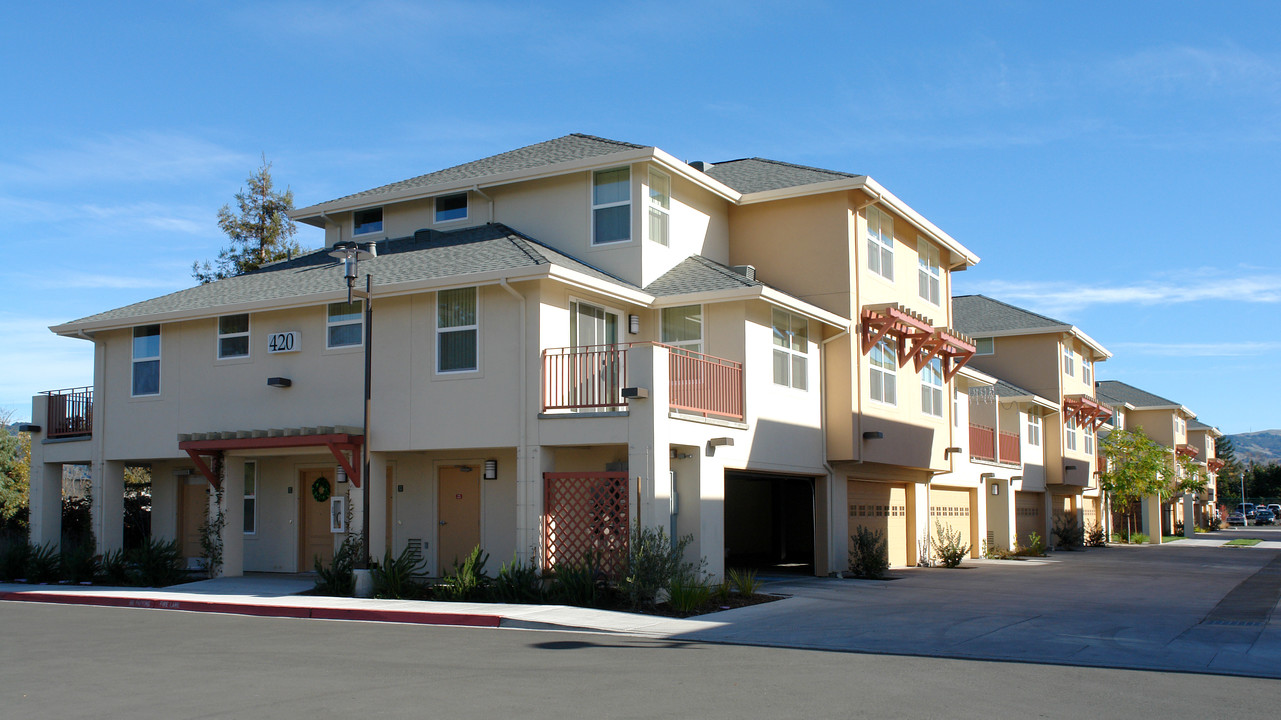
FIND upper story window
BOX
[869,339,897,405]
[353,208,383,236]
[921,356,944,417]
[438,287,478,373]
[771,309,808,390]
[1176,417,1186,435]
[647,169,670,247]
[218,314,249,359]
[974,337,994,355]
[132,325,161,396]
[918,241,941,305]
[952,386,960,427]
[327,300,363,348]
[662,305,702,354]
[1084,425,1094,455]
[1082,358,1093,385]
[1065,416,1078,451]
[592,167,630,244]
[1062,345,1075,377]
[435,193,468,223]
[243,461,257,534]
[866,207,894,281]
[1027,414,1042,446]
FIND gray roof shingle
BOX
[62,224,639,328]
[1095,380,1181,409]
[643,255,762,297]
[703,157,860,194]
[320,134,646,205]
[952,295,1068,335]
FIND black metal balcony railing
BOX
[41,386,93,438]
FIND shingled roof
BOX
[703,157,861,194]
[321,134,646,205]
[644,255,763,296]
[57,223,639,331]
[952,295,1068,335]
[1094,380,1181,409]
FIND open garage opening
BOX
[724,471,815,576]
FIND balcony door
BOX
[569,300,622,410]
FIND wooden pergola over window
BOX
[1208,458,1226,472]
[860,304,977,381]
[1175,444,1200,459]
[178,431,363,489]
[1063,395,1112,429]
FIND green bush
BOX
[667,572,712,614]
[931,521,970,568]
[1084,521,1107,547]
[1052,513,1083,550]
[60,539,98,584]
[491,553,544,604]
[314,535,364,596]
[712,577,733,604]
[0,538,31,581]
[622,523,697,609]
[727,567,761,597]
[1130,532,1150,544]
[849,525,889,579]
[372,546,428,599]
[548,552,607,608]
[129,538,186,587]
[97,549,131,586]
[24,543,61,583]
[441,546,490,601]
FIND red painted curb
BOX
[0,591,502,627]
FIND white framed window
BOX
[866,207,894,281]
[661,305,702,353]
[974,337,994,355]
[921,356,944,417]
[1082,358,1092,386]
[1085,426,1094,455]
[132,325,161,396]
[1027,414,1042,446]
[1176,417,1186,435]
[1065,416,1078,451]
[592,167,630,244]
[917,240,941,305]
[772,309,808,390]
[435,193,467,223]
[243,461,257,534]
[353,208,383,236]
[1063,345,1075,377]
[647,169,670,247]
[217,314,249,359]
[869,339,897,405]
[437,287,478,373]
[952,386,960,427]
[327,300,363,348]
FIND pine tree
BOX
[193,156,302,283]
[1215,435,1244,489]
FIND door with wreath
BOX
[299,468,336,571]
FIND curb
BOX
[0,591,502,628]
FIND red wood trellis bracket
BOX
[860,305,976,381]
[325,442,363,488]
[1175,444,1200,459]
[184,450,223,490]
[1207,458,1226,472]
[1063,395,1112,429]
[178,432,365,488]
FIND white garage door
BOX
[848,481,909,568]
[929,487,973,557]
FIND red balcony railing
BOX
[998,431,1021,466]
[42,386,93,438]
[542,343,744,421]
[970,424,996,462]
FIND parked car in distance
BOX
[1268,503,1281,516]
[1227,512,1246,526]
[1236,503,1256,519]
[1255,509,1275,525]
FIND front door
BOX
[180,481,207,560]
[299,469,335,571]
[437,466,481,572]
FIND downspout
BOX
[498,279,529,550]
[472,185,494,224]
[820,329,850,576]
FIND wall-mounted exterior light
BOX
[484,459,497,480]
[863,431,884,440]
[628,314,640,334]
[267,377,292,388]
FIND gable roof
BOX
[703,158,861,194]
[953,294,1111,359]
[53,223,640,334]
[1095,380,1191,415]
[644,255,763,296]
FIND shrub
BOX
[712,577,733,604]
[129,538,185,587]
[0,538,31,582]
[848,525,889,579]
[491,553,544,604]
[98,549,131,586]
[1052,513,1083,550]
[24,543,61,583]
[314,535,364,596]
[548,552,607,607]
[622,523,697,609]
[1084,521,1107,547]
[1130,532,1150,544]
[372,546,428,599]
[61,496,93,550]
[60,539,98,584]
[931,521,969,568]
[667,572,712,614]
[441,546,490,601]
[726,567,761,597]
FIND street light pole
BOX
[1241,471,1247,527]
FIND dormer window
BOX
[353,208,383,236]
[593,167,630,244]
[435,193,468,223]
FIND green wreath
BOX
[311,476,332,503]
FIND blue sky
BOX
[2,1,1278,434]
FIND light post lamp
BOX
[329,240,375,576]
[1241,471,1247,527]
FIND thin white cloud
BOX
[1110,341,1281,358]
[970,272,1281,315]
[46,272,188,291]
[0,131,253,188]
[1105,44,1281,97]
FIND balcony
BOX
[41,386,93,438]
[542,343,744,421]
[969,424,1020,466]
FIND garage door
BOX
[929,487,973,557]
[1082,498,1100,530]
[848,481,909,567]
[1015,491,1044,548]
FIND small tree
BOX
[193,156,301,283]
[0,412,31,531]
[1100,428,1168,542]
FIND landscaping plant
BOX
[726,567,761,597]
[129,537,186,587]
[24,543,60,583]
[622,523,698,609]
[548,552,606,607]
[313,534,364,596]
[441,545,490,601]
[930,521,969,568]
[666,571,712,614]
[491,553,544,604]
[372,546,428,599]
[848,525,889,579]
[1052,512,1084,550]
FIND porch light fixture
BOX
[1065,465,1078,471]
[328,240,376,573]
[707,437,734,456]
[980,473,996,479]
[863,431,884,440]
[943,446,963,457]
[484,459,497,480]
[267,377,292,388]
[992,483,1001,496]
[621,387,649,399]
[628,314,640,334]
[17,423,40,433]
[336,465,347,484]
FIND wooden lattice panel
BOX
[543,472,629,578]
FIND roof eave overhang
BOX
[650,285,848,330]
[292,147,743,226]
[957,365,997,386]
[966,325,1111,359]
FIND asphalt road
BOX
[1,601,1274,719]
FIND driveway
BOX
[676,535,1281,678]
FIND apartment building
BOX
[26,133,982,578]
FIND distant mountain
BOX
[1228,430,1281,466]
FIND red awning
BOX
[1063,395,1112,429]
[1175,444,1200,459]
[178,431,363,489]
[860,304,977,381]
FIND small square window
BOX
[435,193,467,223]
[354,208,383,236]
[975,337,994,355]
[218,314,249,359]
[327,301,363,348]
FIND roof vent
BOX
[730,264,756,280]
[689,161,714,172]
